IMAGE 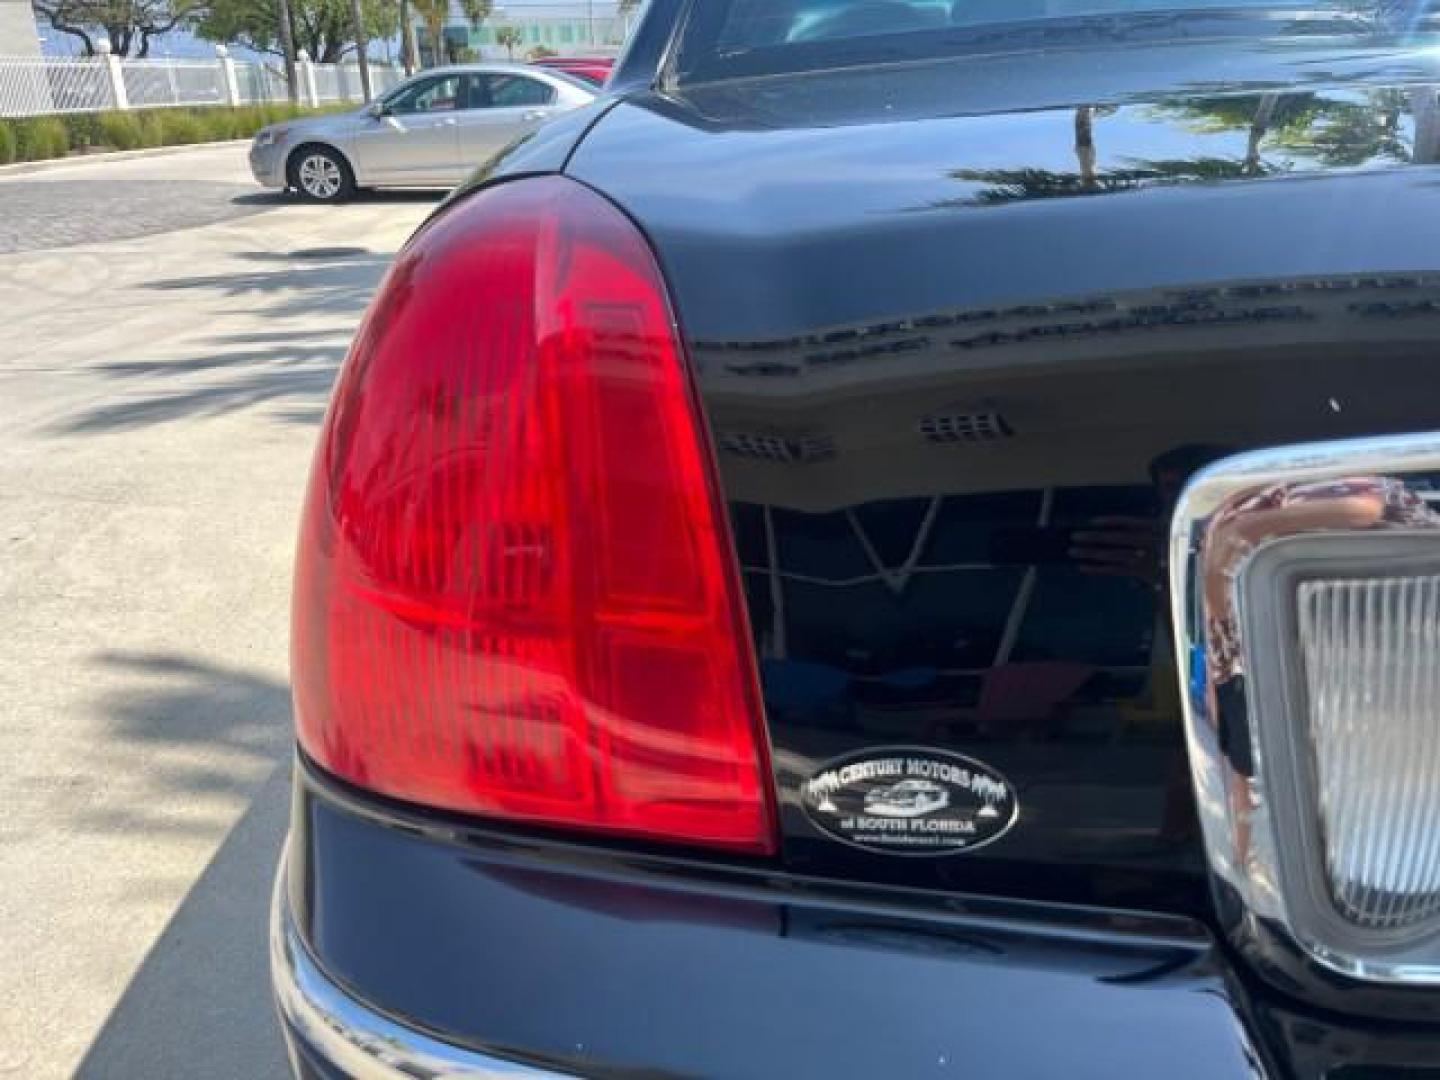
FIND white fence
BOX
[123,59,228,110]
[0,53,404,118]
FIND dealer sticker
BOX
[800,747,1018,856]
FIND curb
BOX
[0,139,252,178]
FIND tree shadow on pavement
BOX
[208,328,348,346]
[52,346,346,434]
[72,762,293,1080]
[64,652,292,839]
[72,652,296,1078]
[144,250,393,319]
[51,247,391,435]
[92,651,291,773]
[84,343,344,379]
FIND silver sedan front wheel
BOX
[289,146,354,203]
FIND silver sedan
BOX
[249,63,596,202]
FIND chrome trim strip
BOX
[269,849,569,1079]
[1169,432,1440,998]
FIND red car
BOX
[529,55,614,87]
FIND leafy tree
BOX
[1269,90,1408,167]
[494,24,522,59]
[195,0,397,63]
[32,0,199,57]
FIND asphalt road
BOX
[0,144,437,1079]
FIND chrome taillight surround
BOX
[1171,433,1440,1008]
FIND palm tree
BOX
[1147,93,1320,175]
[1150,91,1411,172]
[410,0,447,64]
[1074,106,1097,190]
[944,156,1266,207]
[1071,105,1122,187]
[934,84,1440,211]
[398,0,417,73]
[495,25,523,59]
[1244,94,1280,175]
[1274,90,1409,167]
[1413,87,1440,163]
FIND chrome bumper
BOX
[269,850,566,1079]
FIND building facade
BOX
[0,0,44,56]
[439,3,634,60]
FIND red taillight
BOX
[292,177,775,854]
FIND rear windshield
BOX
[675,1,1390,83]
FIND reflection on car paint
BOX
[566,58,1440,909]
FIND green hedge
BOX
[3,116,70,163]
[0,103,351,165]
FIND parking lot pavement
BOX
[0,143,437,1078]
[0,143,271,253]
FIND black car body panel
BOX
[287,757,1275,1080]
[565,39,1440,914]
[277,14,1440,1079]
[286,755,1440,1078]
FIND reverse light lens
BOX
[1298,574,1440,930]
[1235,529,1440,980]
[292,177,775,854]
[1176,445,1440,1003]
